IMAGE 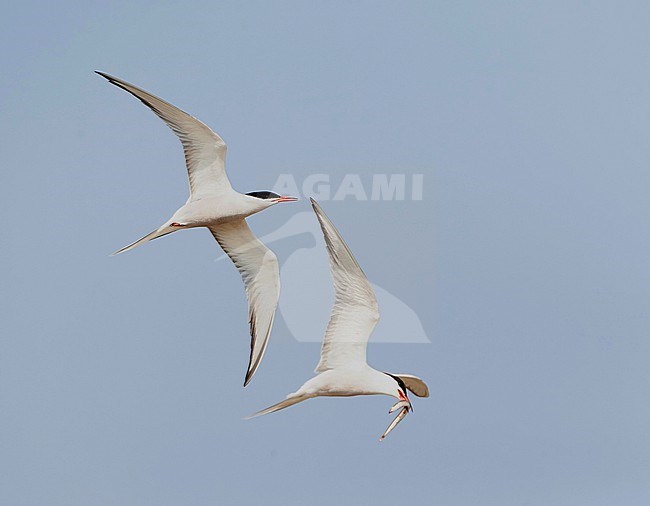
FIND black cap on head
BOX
[385,372,408,395]
[246,191,281,200]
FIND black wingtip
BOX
[243,364,255,387]
[95,71,113,83]
[95,71,117,83]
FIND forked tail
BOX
[245,395,310,419]
[111,224,177,256]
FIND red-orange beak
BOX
[274,196,299,203]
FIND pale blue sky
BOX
[1,1,649,505]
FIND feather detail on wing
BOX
[310,198,379,373]
[209,220,280,386]
[96,71,230,200]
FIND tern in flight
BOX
[96,71,297,386]
[248,199,428,440]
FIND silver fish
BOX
[379,406,409,441]
[389,400,410,414]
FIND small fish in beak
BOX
[379,406,409,441]
[389,399,411,414]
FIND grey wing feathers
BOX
[96,71,230,199]
[310,198,379,373]
[392,374,429,397]
[209,220,280,386]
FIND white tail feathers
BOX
[245,395,310,419]
[111,225,177,256]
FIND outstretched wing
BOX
[209,220,280,386]
[310,198,379,373]
[96,71,230,200]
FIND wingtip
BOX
[243,362,255,386]
[309,197,321,212]
[95,71,119,84]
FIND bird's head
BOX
[246,191,298,208]
[386,373,413,410]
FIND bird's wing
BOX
[209,220,280,386]
[96,71,230,200]
[310,198,379,373]
[390,374,429,397]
